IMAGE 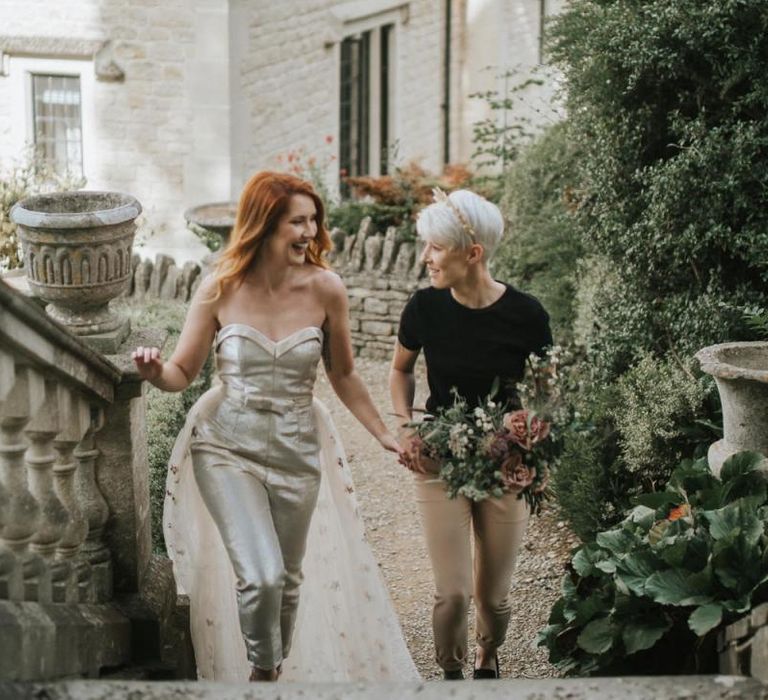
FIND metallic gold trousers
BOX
[414,475,528,672]
[191,392,320,671]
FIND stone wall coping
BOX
[0,279,120,403]
[2,675,765,700]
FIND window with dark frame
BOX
[339,23,393,189]
[340,31,370,186]
[379,24,392,175]
[32,74,83,176]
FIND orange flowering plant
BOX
[405,347,564,513]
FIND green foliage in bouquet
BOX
[539,452,768,676]
[411,349,564,513]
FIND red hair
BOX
[211,171,331,300]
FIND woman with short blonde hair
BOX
[390,188,552,680]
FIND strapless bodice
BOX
[191,323,324,475]
[215,323,323,401]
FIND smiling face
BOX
[419,239,472,289]
[266,193,318,265]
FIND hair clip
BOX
[432,187,477,241]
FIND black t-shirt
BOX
[397,284,553,413]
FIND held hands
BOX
[131,345,163,382]
[379,431,406,457]
[396,427,440,474]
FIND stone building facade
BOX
[0,0,561,262]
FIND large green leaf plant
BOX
[539,451,768,675]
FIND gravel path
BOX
[314,357,579,681]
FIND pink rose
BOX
[485,434,511,461]
[499,451,535,492]
[502,410,550,450]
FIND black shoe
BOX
[472,653,499,680]
[443,669,464,680]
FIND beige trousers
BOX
[414,475,529,672]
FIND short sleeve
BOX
[397,293,422,351]
[531,305,553,356]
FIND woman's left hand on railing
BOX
[131,346,163,382]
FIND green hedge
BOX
[544,0,768,541]
[119,300,213,555]
[549,0,768,379]
[494,121,583,340]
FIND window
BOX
[31,74,83,176]
[339,23,394,183]
[8,55,94,179]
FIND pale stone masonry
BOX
[0,1,563,263]
[0,0,466,262]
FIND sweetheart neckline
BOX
[217,322,324,347]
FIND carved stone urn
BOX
[10,191,141,352]
[183,201,237,252]
[696,341,768,476]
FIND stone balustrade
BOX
[0,278,183,680]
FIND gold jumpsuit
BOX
[190,323,323,671]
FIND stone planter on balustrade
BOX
[695,341,768,476]
[10,191,142,353]
[183,200,237,254]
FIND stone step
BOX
[98,661,178,682]
[0,675,765,700]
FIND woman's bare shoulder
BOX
[190,273,218,303]
[307,266,346,298]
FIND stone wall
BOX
[125,218,425,359]
[330,219,425,359]
[233,0,451,187]
[0,0,455,262]
[0,0,208,261]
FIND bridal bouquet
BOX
[407,348,563,514]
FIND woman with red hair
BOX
[132,172,413,682]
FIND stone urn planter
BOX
[696,341,768,476]
[183,201,237,252]
[10,190,142,352]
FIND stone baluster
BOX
[0,351,22,600]
[0,363,51,600]
[52,387,91,603]
[75,406,111,601]
[25,377,68,561]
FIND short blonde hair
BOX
[416,189,504,259]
